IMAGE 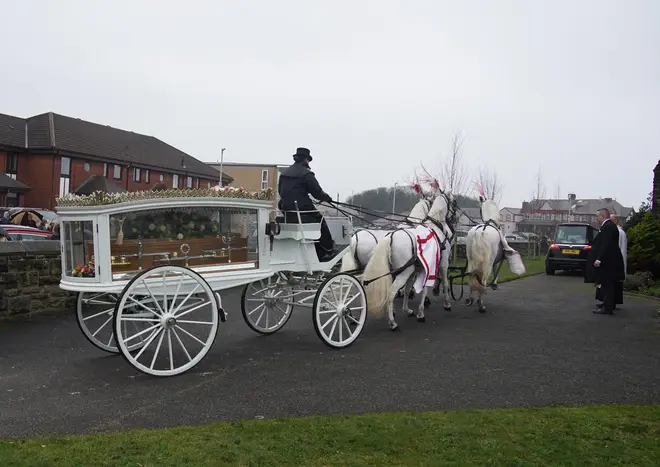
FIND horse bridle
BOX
[421,189,458,248]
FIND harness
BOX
[472,222,507,286]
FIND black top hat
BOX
[293,147,312,161]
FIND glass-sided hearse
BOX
[55,188,365,377]
[545,222,598,275]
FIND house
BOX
[498,207,523,234]
[456,207,482,231]
[518,193,633,236]
[208,162,288,211]
[0,111,225,210]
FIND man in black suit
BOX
[584,208,625,314]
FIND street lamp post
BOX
[392,182,399,214]
[218,148,226,186]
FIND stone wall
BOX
[0,241,75,318]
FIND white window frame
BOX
[59,156,71,197]
[172,174,179,189]
[145,170,150,184]
[134,167,141,182]
[186,176,193,188]
[261,169,268,190]
[113,164,121,180]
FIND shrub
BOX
[627,212,660,279]
[623,272,653,291]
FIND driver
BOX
[278,147,337,260]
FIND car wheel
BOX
[545,263,555,275]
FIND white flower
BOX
[177,233,183,240]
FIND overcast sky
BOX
[3,0,659,209]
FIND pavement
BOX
[1,273,659,438]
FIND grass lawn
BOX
[450,256,545,285]
[2,405,660,466]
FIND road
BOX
[1,273,659,438]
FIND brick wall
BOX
[0,241,75,318]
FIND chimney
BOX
[568,193,576,202]
[604,197,612,203]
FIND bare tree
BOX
[530,166,546,209]
[475,165,504,205]
[436,130,470,196]
[555,181,561,200]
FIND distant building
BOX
[455,207,482,231]
[0,111,222,209]
[518,193,633,236]
[208,162,288,211]
[498,207,524,234]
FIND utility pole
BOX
[218,148,226,186]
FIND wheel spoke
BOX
[175,324,206,346]
[174,300,211,319]
[123,323,160,344]
[176,320,214,325]
[91,315,113,337]
[167,329,174,371]
[321,314,338,331]
[127,295,161,317]
[248,302,265,316]
[169,275,185,313]
[83,307,114,321]
[143,282,165,316]
[171,285,201,315]
[150,329,166,370]
[120,317,160,322]
[133,327,163,362]
[172,328,192,362]
[107,332,114,346]
[327,314,339,338]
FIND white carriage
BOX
[56,187,366,377]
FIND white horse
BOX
[360,194,452,331]
[341,189,456,318]
[464,196,526,313]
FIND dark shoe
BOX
[596,302,604,308]
[592,308,613,315]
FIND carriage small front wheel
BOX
[312,273,367,348]
[241,273,294,335]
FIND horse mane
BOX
[407,198,429,223]
[428,193,448,222]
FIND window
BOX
[104,163,108,177]
[186,176,193,188]
[207,181,211,188]
[261,169,268,189]
[172,174,179,188]
[113,164,122,180]
[145,170,150,184]
[59,156,71,197]
[195,177,200,189]
[506,214,511,221]
[134,167,141,182]
[5,152,18,179]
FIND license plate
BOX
[562,249,580,255]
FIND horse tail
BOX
[363,235,393,318]
[468,230,492,295]
[340,234,359,272]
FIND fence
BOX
[452,239,546,262]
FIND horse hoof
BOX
[465,298,474,306]
[404,310,415,317]
[390,325,400,332]
[424,297,431,307]
[417,316,426,323]
[408,291,415,300]
[444,305,452,311]
[490,284,498,290]
[478,306,487,313]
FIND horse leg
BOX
[388,272,413,331]
[477,291,487,313]
[416,286,428,322]
[441,264,452,311]
[401,275,415,317]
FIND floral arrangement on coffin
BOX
[72,263,95,278]
[56,186,274,207]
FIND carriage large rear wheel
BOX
[113,265,219,377]
[76,292,150,354]
[313,273,367,348]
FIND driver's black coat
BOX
[277,161,332,215]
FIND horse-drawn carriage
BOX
[57,186,364,377]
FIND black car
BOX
[545,222,598,275]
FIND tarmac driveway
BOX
[1,273,659,438]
